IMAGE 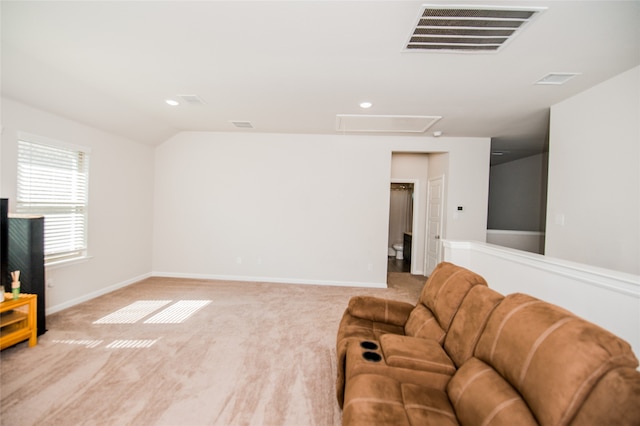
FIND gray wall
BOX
[487,153,548,231]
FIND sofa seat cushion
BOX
[343,374,459,426]
[447,358,538,426]
[402,382,459,426]
[380,334,456,375]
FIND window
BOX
[16,135,90,265]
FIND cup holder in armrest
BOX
[362,351,382,362]
[360,341,379,350]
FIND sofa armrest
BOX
[347,296,414,326]
[380,334,456,375]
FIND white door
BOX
[425,176,444,276]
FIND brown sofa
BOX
[336,262,640,425]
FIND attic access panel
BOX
[405,5,546,53]
[335,114,441,133]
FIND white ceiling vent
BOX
[535,73,580,85]
[336,114,441,133]
[405,5,545,53]
[230,121,254,129]
[178,94,205,105]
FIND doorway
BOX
[388,151,448,280]
[388,177,423,275]
[388,182,414,273]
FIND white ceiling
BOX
[2,1,639,164]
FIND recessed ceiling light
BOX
[359,102,373,109]
[165,99,179,106]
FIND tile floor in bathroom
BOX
[387,256,411,273]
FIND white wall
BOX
[153,132,490,287]
[547,66,640,275]
[0,98,155,312]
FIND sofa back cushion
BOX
[567,367,640,425]
[474,293,639,426]
[444,285,503,367]
[405,262,487,341]
[447,357,538,426]
[403,305,447,342]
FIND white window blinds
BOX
[16,138,90,264]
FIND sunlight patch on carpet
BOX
[52,339,103,348]
[93,300,172,324]
[106,339,158,349]
[143,300,212,324]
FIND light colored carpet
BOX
[0,273,424,426]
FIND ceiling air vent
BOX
[405,5,545,53]
[178,94,205,105]
[535,73,580,85]
[230,121,254,129]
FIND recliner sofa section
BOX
[343,284,504,399]
[337,262,640,425]
[336,262,489,406]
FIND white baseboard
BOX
[46,272,152,315]
[151,271,386,289]
[45,271,387,315]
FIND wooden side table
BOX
[0,293,38,350]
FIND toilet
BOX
[392,243,403,260]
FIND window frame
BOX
[15,133,91,266]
